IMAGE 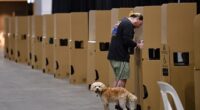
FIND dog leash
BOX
[115,62,126,87]
[115,44,143,87]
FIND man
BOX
[108,12,143,88]
[108,12,143,110]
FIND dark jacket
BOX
[107,17,137,62]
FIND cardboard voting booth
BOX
[86,41,96,85]
[27,16,32,66]
[161,3,196,110]
[3,17,9,59]
[16,16,28,64]
[87,10,111,86]
[42,15,54,74]
[8,17,17,61]
[69,12,88,84]
[54,13,70,79]
[133,6,162,110]
[32,16,43,70]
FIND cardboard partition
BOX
[69,40,88,84]
[95,50,110,86]
[4,37,9,58]
[69,12,88,41]
[54,38,70,78]
[31,36,35,68]
[42,15,54,74]
[88,10,111,86]
[133,48,144,108]
[125,56,137,93]
[14,17,20,63]
[89,10,111,42]
[89,10,111,41]
[161,3,196,110]
[69,48,87,84]
[89,11,96,41]
[69,12,88,84]
[160,44,170,83]
[17,17,28,34]
[34,40,43,70]
[4,35,9,58]
[7,17,11,59]
[95,41,111,86]
[27,16,32,66]
[9,33,16,60]
[42,37,54,74]
[194,14,200,110]
[32,16,43,70]
[8,17,17,61]
[16,16,28,64]
[54,14,70,37]
[194,15,200,71]
[3,17,9,58]
[30,16,36,68]
[86,41,96,85]
[87,10,111,85]
[53,14,70,79]
[32,37,43,70]
[43,15,54,37]
[7,17,12,59]
[8,17,15,61]
[133,6,163,110]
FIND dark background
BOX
[0,0,199,15]
[52,0,200,13]
[0,1,33,16]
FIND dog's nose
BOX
[95,88,100,93]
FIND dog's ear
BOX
[88,84,91,90]
[100,83,107,89]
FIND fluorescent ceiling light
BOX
[27,0,34,4]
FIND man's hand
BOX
[137,40,144,49]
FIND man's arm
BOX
[122,24,137,48]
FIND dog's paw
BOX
[115,104,123,110]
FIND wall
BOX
[34,0,52,15]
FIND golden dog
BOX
[90,82,137,110]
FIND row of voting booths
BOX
[3,3,200,110]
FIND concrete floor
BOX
[0,49,108,110]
